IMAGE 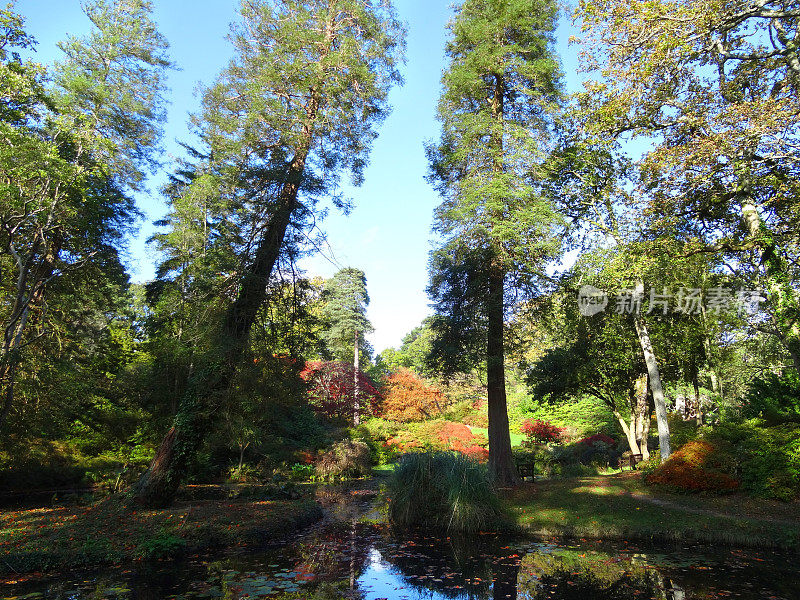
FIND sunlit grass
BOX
[467,426,526,447]
[505,474,800,550]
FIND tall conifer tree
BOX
[426,0,563,485]
[133,0,404,506]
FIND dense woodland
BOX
[1,0,799,513]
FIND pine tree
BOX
[132,0,404,506]
[426,0,564,485]
[319,268,373,425]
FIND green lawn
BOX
[468,426,526,447]
[504,473,800,550]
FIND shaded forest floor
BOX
[0,492,323,577]
[504,472,800,550]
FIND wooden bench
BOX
[517,461,535,481]
[620,453,644,470]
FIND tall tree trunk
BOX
[0,231,61,433]
[0,362,18,434]
[353,329,360,426]
[484,72,518,487]
[634,313,671,460]
[486,263,519,486]
[633,373,650,459]
[132,146,312,508]
[615,410,639,456]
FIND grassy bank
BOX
[0,493,322,575]
[504,473,800,550]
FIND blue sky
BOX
[16,0,583,353]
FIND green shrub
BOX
[667,414,702,448]
[351,419,402,465]
[516,395,617,439]
[743,371,800,424]
[135,530,186,559]
[706,422,800,501]
[315,440,372,480]
[384,451,506,533]
[289,463,316,481]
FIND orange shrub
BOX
[646,441,739,492]
[460,445,489,463]
[381,369,447,422]
[436,421,475,446]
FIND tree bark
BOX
[486,263,519,486]
[633,373,650,460]
[615,411,639,456]
[634,313,671,460]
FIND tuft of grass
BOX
[384,451,507,533]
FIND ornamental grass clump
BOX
[384,451,506,533]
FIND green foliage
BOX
[743,370,800,424]
[352,419,402,465]
[375,318,436,378]
[705,422,800,501]
[385,451,506,533]
[134,529,186,560]
[319,268,373,363]
[54,0,173,190]
[288,463,316,482]
[1,0,170,449]
[518,395,618,439]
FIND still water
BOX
[3,521,798,599]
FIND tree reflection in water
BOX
[370,531,694,600]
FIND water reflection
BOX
[2,523,798,599]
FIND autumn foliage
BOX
[380,368,447,422]
[300,361,381,422]
[578,434,616,448]
[646,441,739,492]
[384,421,489,462]
[521,419,565,447]
[436,421,488,462]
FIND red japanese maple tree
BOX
[300,361,381,423]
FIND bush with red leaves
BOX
[300,361,381,422]
[521,419,565,447]
[578,434,616,447]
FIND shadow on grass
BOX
[505,475,800,550]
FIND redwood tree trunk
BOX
[132,149,310,507]
[486,264,519,486]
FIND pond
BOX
[3,519,798,600]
